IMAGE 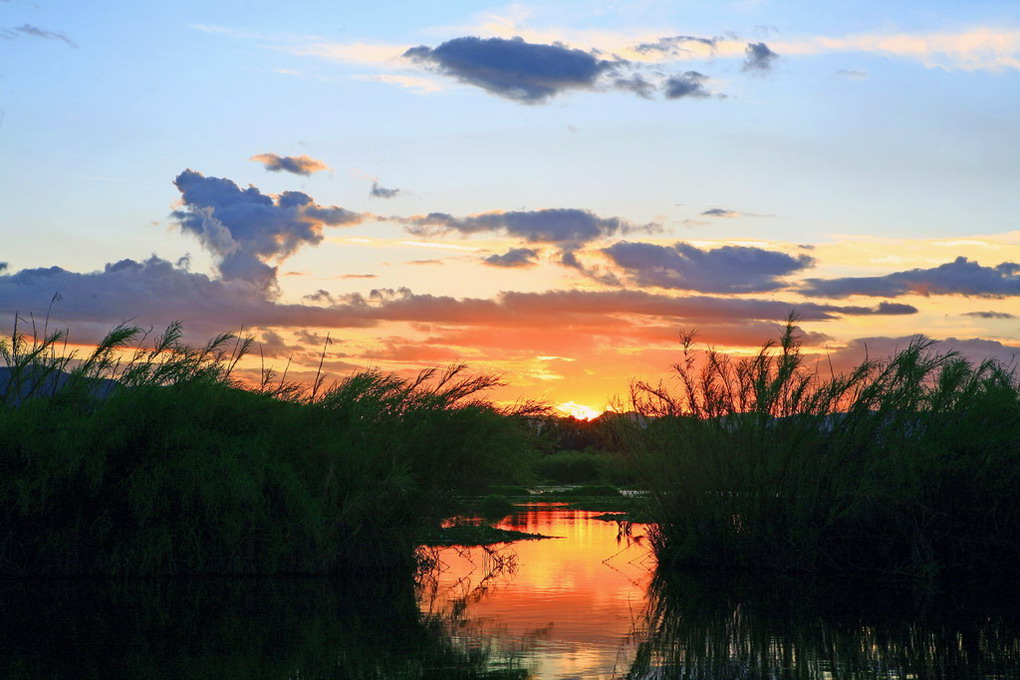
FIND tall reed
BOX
[0,319,538,577]
[624,317,1020,578]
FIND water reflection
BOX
[0,576,529,679]
[422,506,653,679]
[6,507,1020,679]
[630,570,1020,679]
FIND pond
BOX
[3,503,1020,678]
[419,505,653,679]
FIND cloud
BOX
[662,71,711,99]
[964,310,1016,319]
[773,27,1020,71]
[702,208,741,218]
[363,339,461,363]
[0,257,374,341]
[403,208,657,246]
[742,42,778,72]
[250,153,330,176]
[801,257,1020,299]
[403,35,620,103]
[483,248,539,268]
[325,288,914,327]
[352,74,446,93]
[837,69,868,79]
[3,24,76,47]
[339,273,378,279]
[370,180,400,199]
[0,256,917,369]
[602,241,815,293]
[171,169,369,290]
[634,35,720,56]
[824,335,1020,375]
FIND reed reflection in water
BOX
[630,570,1020,679]
[420,505,654,680]
[0,576,530,679]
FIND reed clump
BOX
[0,318,537,577]
[625,318,1020,578]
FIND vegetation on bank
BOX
[622,319,1020,579]
[0,320,540,577]
[7,310,1020,582]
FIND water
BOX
[3,504,1020,678]
[420,505,653,679]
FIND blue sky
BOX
[3,0,1020,411]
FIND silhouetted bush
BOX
[0,320,539,577]
[623,317,1020,578]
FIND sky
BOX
[2,0,1020,416]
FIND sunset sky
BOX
[2,0,1019,415]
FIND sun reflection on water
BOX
[419,506,652,679]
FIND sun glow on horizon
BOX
[555,401,604,420]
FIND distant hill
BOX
[0,366,119,406]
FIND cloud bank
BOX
[603,241,814,293]
[801,257,1020,298]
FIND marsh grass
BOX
[0,318,539,577]
[624,317,1020,578]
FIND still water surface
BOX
[420,505,652,678]
[3,503,1020,678]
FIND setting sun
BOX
[555,401,604,420]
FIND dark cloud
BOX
[633,35,719,55]
[964,311,1016,319]
[322,288,914,327]
[0,257,371,341]
[256,329,299,358]
[702,208,741,218]
[339,273,378,279]
[403,208,656,245]
[408,259,443,265]
[171,169,368,291]
[370,181,401,199]
[602,241,815,294]
[483,248,539,268]
[403,36,619,103]
[662,71,711,99]
[0,259,916,350]
[250,153,329,176]
[613,74,656,99]
[4,24,76,47]
[742,42,778,73]
[303,289,335,304]
[801,257,1020,299]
